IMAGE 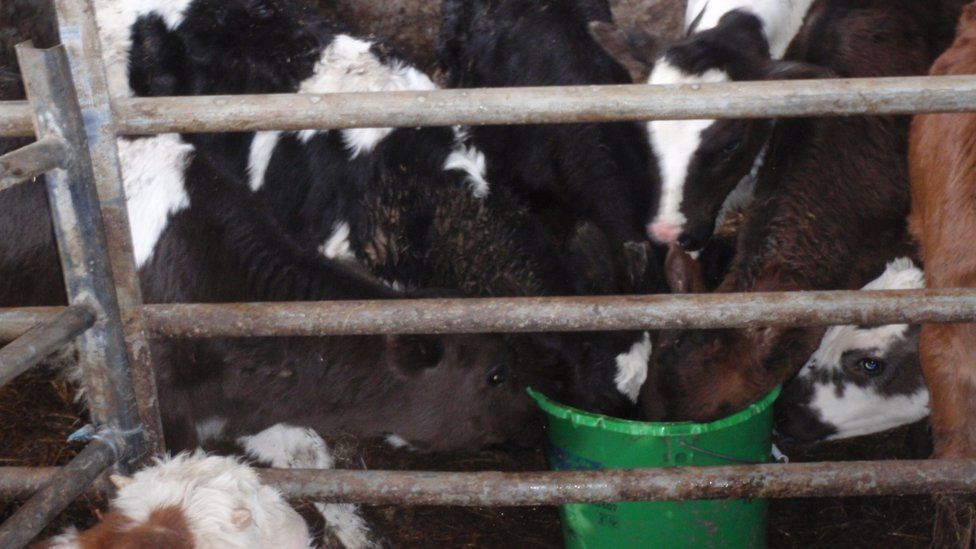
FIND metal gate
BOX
[2,1,976,547]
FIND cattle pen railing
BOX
[1,1,976,547]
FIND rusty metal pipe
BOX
[0,137,68,192]
[17,44,147,470]
[55,0,166,458]
[0,305,94,389]
[0,441,116,548]
[256,459,976,505]
[117,288,976,337]
[0,467,111,501]
[2,75,976,137]
[3,459,976,506]
[3,288,976,339]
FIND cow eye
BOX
[858,358,885,375]
[487,365,509,386]
[721,140,740,155]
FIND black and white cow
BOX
[111,132,555,452]
[775,258,928,442]
[438,0,660,276]
[591,0,819,250]
[105,0,650,415]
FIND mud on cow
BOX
[639,0,951,423]
[775,259,928,442]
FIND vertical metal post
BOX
[16,43,144,470]
[52,0,165,455]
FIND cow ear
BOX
[588,21,658,82]
[386,335,444,375]
[763,60,833,81]
[665,244,707,294]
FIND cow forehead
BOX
[804,323,910,372]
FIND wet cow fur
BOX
[121,0,644,415]
[775,259,928,443]
[642,0,951,423]
[591,1,821,250]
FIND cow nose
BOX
[647,222,682,244]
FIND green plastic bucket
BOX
[528,387,781,549]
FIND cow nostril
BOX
[648,222,682,244]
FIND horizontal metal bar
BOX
[0,137,68,192]
[3,459,975,506]
[0,441,116,549]
[1,75,976,137]
[0,467,106,500]
[0,101,30,138]
[0,305,94,389]
[2,288,976,339]
[258,459,976,505]
[0,307,62,341]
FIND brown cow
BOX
[910,3,976,544]
[644,0,954,423]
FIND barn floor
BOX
[0,371,934,547]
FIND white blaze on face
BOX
[614,332,652,402]
[646,60,729,239]
[684,0,816,58]
[297,34,437,159]
[118,134,194,267]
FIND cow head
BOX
[775,259,928,442]
[591,11,830,251]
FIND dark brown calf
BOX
[645,0,952,422]
[910,3,976,544]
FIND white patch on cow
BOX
[803,259,924,374]
[811,384,929,440]
[118,134,194,267]
[239,424,335,469]
[385,434,412,449]
[110,451,312,549]
[297,34,437,159]
[93,0,194,98]
[685,0,816,57]
[247,131,283,191]
[239,425,374,549]
[795,258,928,439]
[195,417,228,442]
[444,145,490,198]
[319,221,356,261]
[646,60,729,234]
[614,332,652,402]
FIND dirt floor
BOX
[0,372,937,547]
